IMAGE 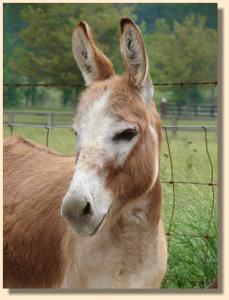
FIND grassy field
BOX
[160,129,218,288]
[3,117,218,289]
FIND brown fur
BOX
[3,137,164,287]
[109,77,160,200]
[4,18,167,288]
[76,75,161,208]
[3,137,75,288]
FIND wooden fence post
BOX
[211,105,216,117]
[172,117,178,137]
[8,111,14,125]
[194,106,198,117]
[160,98,167,117]
[48,112,53,127]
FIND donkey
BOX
[3,18,167,288]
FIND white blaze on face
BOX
[62,167,112,236]
[74,90,139,168]
[62,90,139,236]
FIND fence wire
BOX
[162,125,217,288]
[3,80,218,87]
[3,78,218,289]
[3,121,218,288]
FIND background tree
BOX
[145,15,217,106]
[134,3,217,33]
[3,4,25,107]
[8,3,135,106]
[4,3,217,108]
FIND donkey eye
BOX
[112,128,138,142]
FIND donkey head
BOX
[61,18,161,236]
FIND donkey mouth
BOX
[90,214,107,236]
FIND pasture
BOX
[3,2,218,289]
[3,116,218,289]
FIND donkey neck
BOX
[79,177,163,288]
[108,177,163,282]
[109,176,162,234]
[63,177,163,288]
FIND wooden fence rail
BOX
[3,111,74,127]
[3,110,218,129]
[160,103,218,118]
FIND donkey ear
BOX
[120,18,153,103]
[72,21,115,85]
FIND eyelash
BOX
[112,128,138,142]
[74,129,137,141]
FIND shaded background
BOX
[3,3,217,110]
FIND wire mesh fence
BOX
[3,80,218,289]
[3,121,218,289]
[162,125,217,288]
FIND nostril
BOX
[83,202,92,216]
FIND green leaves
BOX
[9,4,135,84]
[145,15,217,106]
[4,4,217,108]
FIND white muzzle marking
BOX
[61,168,111,236]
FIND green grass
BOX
[160,129,218,288]
[3,120,218,289]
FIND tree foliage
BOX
[145,15,217,105]
[134,3,217,33]
[7,3,134,106]
[10,4,134,83]
[4,3,217,108]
